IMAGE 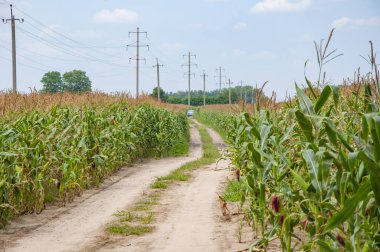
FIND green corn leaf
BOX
[247,126,261,141]
[259,125,272,150]
[242,112,254,127]
[305,77,317,99]
[246,174,256,190]
[324,180,371,232]
[295,84,315,115]
[324,119,338,147]
[247,143,263,168]
[316,239,334,252]
[290,169,309,191]
[361,114,369,142]
[371,116,380,162]
[331,86,339,107]
[315,85,332,114]
[357,151,380,207]
[295,110,314,142]
[336,132,354,152]
[302,149,322,193]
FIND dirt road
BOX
[83,126,245,252]
[0,125,202,252]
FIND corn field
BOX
[197,80,380,251]
[0,98,188,228]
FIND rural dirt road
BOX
[0,125,202,252]
[82,126,247,252]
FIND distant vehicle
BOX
[186,109,195,117]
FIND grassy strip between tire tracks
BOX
[107,122,220,236]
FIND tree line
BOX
[151,86,268,106]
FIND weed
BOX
[108,224,154,236]
[222,180,242,203]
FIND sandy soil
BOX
[0,125,202,252]
[81,126,250,252]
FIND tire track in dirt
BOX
[0,125,202,252]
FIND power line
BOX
[22,20,124,60]
[182,52,197,106]
[0,44,58,71]
[17,26,132,68]
[127,27,149,98]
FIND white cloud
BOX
[93,9,140,24]
[331,17,351,28]
[253,50,276,61]
[234,22,248,31]
[232,49,246,57]
[332,16,380,29]
[251,0,311,13]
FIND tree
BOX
[62,70,92,92]
[41,71,63,93]
[151,87,168,102]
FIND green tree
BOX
[63,70,92,92]
[40,71,63,93]
[151,87,168,102]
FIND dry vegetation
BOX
[0,92,188,117]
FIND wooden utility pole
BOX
[200,70,208,106]
[182,52,197,106]
[153,58,163,102]
[228,79,233,105]
[244,87,247,103]
[2,4,24,93]
[240,80,243,100]
[127,27,149,99]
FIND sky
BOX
[0,0,379,99]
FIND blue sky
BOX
[0,0,379,99]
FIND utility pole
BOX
[200,70,208,106]
[240,80,243,100]
[228,79,233,105]
[153,58,163,102]
[214,67,226,92]
[127,27,149,99]
[182,52,197,106]
[244,87,247,103]
[2,4,24,93]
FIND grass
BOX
[168,131,190,157]
[107,122,220,237]
[108,224,154,236]
[150,180,169,189]
[113,211,155,225]
[222,180,242,203]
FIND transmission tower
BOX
[2,4,24,93]
[182,52,197,106]
[127,27,149,99]
[214,66,226,92]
